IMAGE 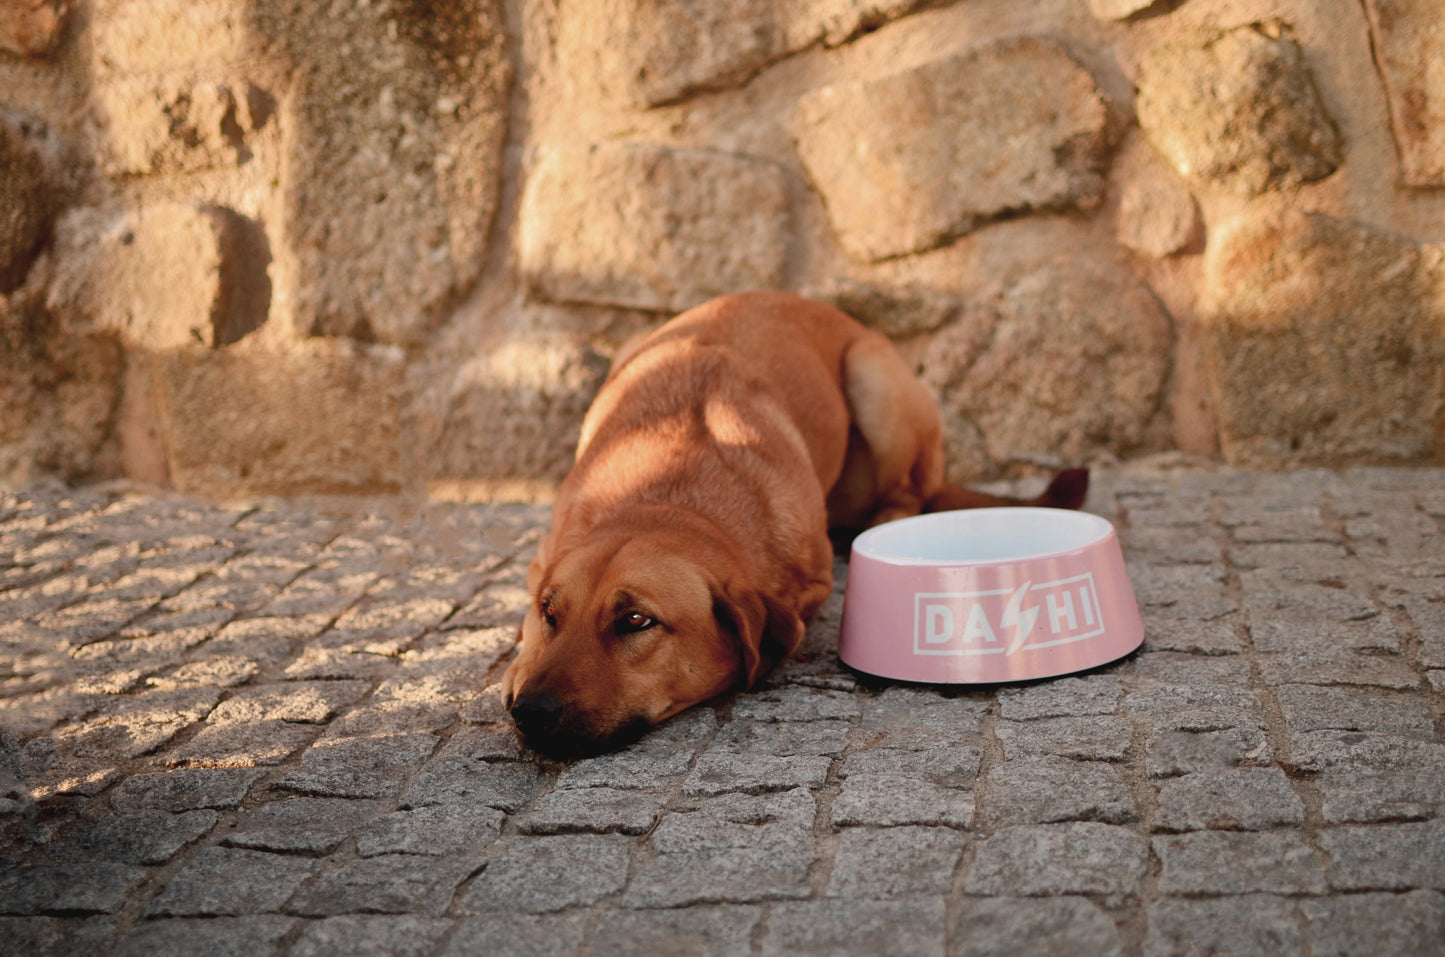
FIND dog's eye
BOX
[539,601,557,630]
[616,611,656,635]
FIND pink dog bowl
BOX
[839,508,1143,683]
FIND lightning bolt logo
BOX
[1001,581,1039,656]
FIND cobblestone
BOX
[995,715,1134,760]
[1,467,1443,953]
[825,825,965,898]
[1152,767,1305,832]
[461,834,628,914]
[683,749,833,796]
[276,731,440,800]
[830,772,974,828]
[517,786,665,835]
[1154,831,1327,895]
[399,737,542,811]
[444,912,589,957]
[1320,819,1445,890]
[61,808,217,864]
[0,860,147,914]
[1144,895,1302,956]
[288,853,479,917]
[1275,683,1436,734]
[979,757,1136,827]
[290,915,452,957]
[1312,748,1445,823]
[219,797,382,855]
[108,767,261,811]
[997,675,1122,720]
[114,917,297,957]
[594,905,760,957]
[763,899,945,957]
[952,896,1124,957]
[1145,727,1275,777]
[145,847,318,916]
[1301,891,1445,957]
[837,745,982,786]
[356,803,504,858]
[623,790,816,908]
[964,823,1150,897]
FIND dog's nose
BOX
[509,691,563,739]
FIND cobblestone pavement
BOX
[1,465,1443,955]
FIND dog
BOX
[500,292,1087,755]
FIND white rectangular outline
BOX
[911,573,1106,657]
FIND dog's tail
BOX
[925,467,1090,513]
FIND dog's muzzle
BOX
[508,690,564,741]
[507,689,652,758]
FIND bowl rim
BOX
[850,507,1116,567]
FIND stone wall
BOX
[2,0,1442,499]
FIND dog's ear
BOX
[526,535,553,593]
[713,583,806,689]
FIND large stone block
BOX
[1203,208,1445,466]
[920,260,1173,473]
[518,141,789,312]
[91,0,249,72]
[47,203,268,350]
[1088,0,1165,20]
[431,335,609,497]
[0,0,68,57]
[148,342,405,497]
[0,119,54,293]
[1363,0,1445,185]
[1117,174,1199,259]
[247,0,511,345]
[0,292,123,486]
[1135,25,1342,195]
[810,279,958,339]
[567,0,932,108]
[94,75,274,175]
[793,37,1113,262]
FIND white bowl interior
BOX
[852,507,1113,565]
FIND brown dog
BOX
[500,292,1086,755]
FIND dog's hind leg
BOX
[830,332,1091,527]
[832,332,947,528]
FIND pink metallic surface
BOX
[839,509,1144,683]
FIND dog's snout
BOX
[509,691,563,739]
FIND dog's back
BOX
[574,292,866,491]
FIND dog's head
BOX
[499,524,800,756]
